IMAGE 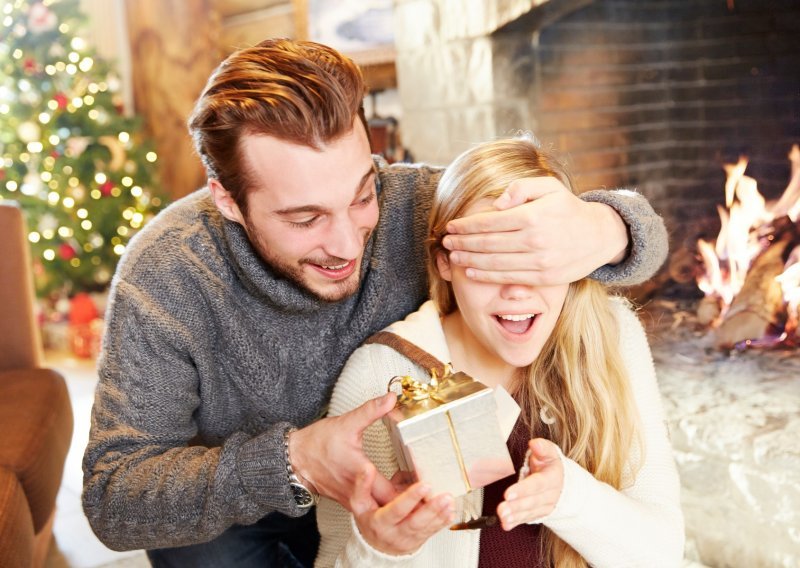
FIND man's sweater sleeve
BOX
[581,189,669,287]
[82,280,304,551]
[535,301,685,567]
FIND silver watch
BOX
[283,427,318,509]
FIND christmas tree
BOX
[0,0,165,298]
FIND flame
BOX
[696,145,800,334]
[777,246,800,336]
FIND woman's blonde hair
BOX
[426,137,642,568]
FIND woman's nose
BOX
[500,283,534,300]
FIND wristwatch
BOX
[283,427,318,509]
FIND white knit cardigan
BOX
[315,300,684,568]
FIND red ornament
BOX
[53,92,68,109]
[0,169,5,180]
[50,150,60,158]
[100,180,114,196]
[58,243,77,260]
[23,58,38,74]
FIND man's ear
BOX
[435,251,453,282]
[208,179,244,224]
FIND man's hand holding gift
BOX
[289,393,399,508]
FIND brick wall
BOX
[493,0,800,248]
[396,0,800,256]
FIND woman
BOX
[315,137,684,567]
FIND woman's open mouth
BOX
[495,313,536,337]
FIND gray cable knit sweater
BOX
[82,158,668,551]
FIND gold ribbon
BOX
[387,364,473,492]
[387,364,454,405]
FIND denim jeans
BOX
[146,510,319,568]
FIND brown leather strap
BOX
[365,331,447,377]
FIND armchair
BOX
[0,202,74,567]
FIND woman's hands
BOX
[350,467,456,556]
[497,438,565,531]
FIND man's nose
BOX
[324,215,362,260]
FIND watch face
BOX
[290,482,316,509]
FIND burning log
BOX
[714,234,794,348]
[697,148,800,349]
[669,246,701,284]
[697,295,721,326]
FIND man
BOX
[83,39,667,567]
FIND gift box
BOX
[383,368,519,497]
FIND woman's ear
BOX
[436,251,453,282]
[209,179,245,224]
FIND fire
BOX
[777,250,800,337]
[696,145,800,344]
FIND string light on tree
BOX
[0,0,165,297]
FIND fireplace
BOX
[393,0,800,565]
[395,0,800,279]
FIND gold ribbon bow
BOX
[388,364,454,405]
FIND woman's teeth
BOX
[496,313,536,335]
[497,314,534,321]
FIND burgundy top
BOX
[478,416,545,567]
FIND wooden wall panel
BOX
[217,0,288,18]
[219,3,296,52]
[125,0,220,200]
[123,0,397,202]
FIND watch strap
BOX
[283,426,318,509]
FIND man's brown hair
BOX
[188,38,369,217]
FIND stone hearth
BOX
[642,299,800,567]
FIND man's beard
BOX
[243,221,368,303]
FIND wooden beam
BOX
[291,0,308,40]
[124,0,220,199]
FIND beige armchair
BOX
[0,202,73,567]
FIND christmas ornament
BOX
[99,135,126,170]
[66,136,90,157]
[53,92,68,109]
[23,57,39,75]
[58,242,77,260]
[27,3,58,34]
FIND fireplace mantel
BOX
[494,0,594,35]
